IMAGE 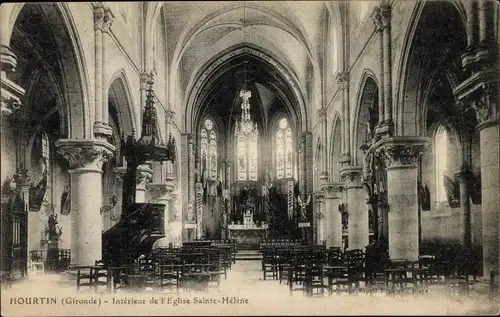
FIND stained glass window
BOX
[201,119,217,178]
[236,128,259,181]
[435,125,448,202]
[276,118,293,179]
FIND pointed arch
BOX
[108,69,138,135]
[329,112,342,182]
[352,69,379,166]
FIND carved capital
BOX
[101,7,115,34]
[55,139,115,170]
[93,4,105,31]
[165,109,176,124]
[321,182,344,199]
[374,137,428,168]
[336,71,349,90]
[371,7,383,32]
[147,182,174,201]
[454,69,498,127]
[379,4,391,30]
[139,71,150,90]
[317,108,327,123]
[14,169,33,187]
[340,167,363,188]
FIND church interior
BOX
[1,1,499,314]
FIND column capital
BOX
[55,139,115,170]
[340,166,363,188]
[165,109,176,124]
[101,7,114,34]
[335,71,349,90]
[316,108,327,123]
[93,4,105,31]
[454,69,498,128]
[371,6,383,32]
[321,182,344,199]
[140,71,150,90]
[373,137,429,168]
[379,4,391,30]
[147,182,174,201]
[13,169,33,186]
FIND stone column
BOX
[336,72,350,157]
[317,108,328,183]
[372,6,385,127]
[169,192,183,246]
[147,180,174,248]
[455,69,498,278]
[455,167,473,250]
[478,0,488,47]
[375,137,428,261]
[340,167,367,250]
[321,182,344,248]
[55,139,115,266]
[135,165,152,203]
[101,7,114,128]
[477,108,499,279]
[93,5,104,135]
[380,4,393,134]
[314,191,325,245]
[464,0,476,51]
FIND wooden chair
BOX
[75,266,94,291]
[261,248,277,280]
[93,260,110,292]
[29,250,44,275]
[305,265,328,296]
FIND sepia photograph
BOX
[0,1,499,316]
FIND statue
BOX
[60,185,71,215]
[30,158,48,211]
[45,213,62,241]
[297,194,312,221]
[443,173,460,208]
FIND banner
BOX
[287,180,294,220]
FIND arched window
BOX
[201,119,217,178]
[435,125,448,202]
[276,118,293,179]
[236,126,259,181]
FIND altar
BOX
[228,206,268,250]
[228,223,268,250]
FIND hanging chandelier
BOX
[235,89,258,139]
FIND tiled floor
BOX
[2,260,498,316]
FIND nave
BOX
[0,254,496,316]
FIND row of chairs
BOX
[75,244,232,293]
[261,245,479,298]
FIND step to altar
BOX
[234,250,262,261]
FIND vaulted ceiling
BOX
[149,1,333,132]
